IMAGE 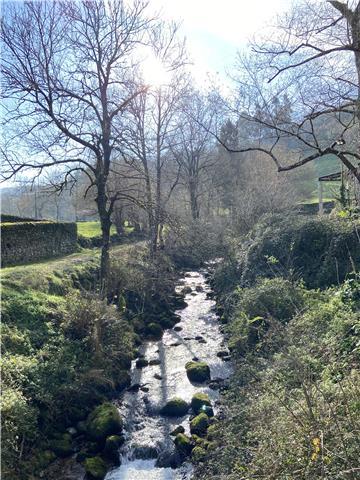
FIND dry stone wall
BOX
[1,221,77,266]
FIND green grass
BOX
[76,221,117,238]
[1,242,145,293]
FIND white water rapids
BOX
[105,269,232,480]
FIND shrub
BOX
[235,277,305,323]
[241,214,360,288]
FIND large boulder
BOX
[85,403,123,441]
[190,413,209,436]
[103,435,124,465]
[174,433,193,455]
[191,393,212,415]
[145,322,163,340]
[185,361,211,383]
[160,398,189,417]
[84,456,108,480]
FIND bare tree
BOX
[217,0,360,183]
[1,0,154,292]
[120,22,188,254]
[171,91,215,220]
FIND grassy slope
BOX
[1,241,145,479]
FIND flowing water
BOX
[105,269,232,480]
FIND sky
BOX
[151,0,291,84]
[1,0,292,190]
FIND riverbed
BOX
[106,269,232,480]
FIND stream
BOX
[105,268,232,480]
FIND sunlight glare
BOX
[142,55,170,87]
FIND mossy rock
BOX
[36,449,56,469]
[85,403,123,441]
[158,316,177,329]
[136,358,149,369]
[84,456,108,480]
[191,393,212,414]
[170,425,185,436]
[191,445,207,462]
[103,435,124,464]
[49,433,73,458]
[146,322,163,340]
[160,398,189,417]
[185,361,211,383]
[190,413,209,436]
[174,433,193,455]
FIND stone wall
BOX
[1,221,78,266]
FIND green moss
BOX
[190,413,209,436]
[103,435,123,464]
[191,445,207,462]
[85,403,123,441]
[191,393,212,414]
[160,398,189,417]
[49,433,73,457]
[185,361,211,383]
[206,423,219,441]
[174,433,193,455]
[84,456,108,480]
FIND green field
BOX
[76,221,117,238]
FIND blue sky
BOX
[152,0,291,82]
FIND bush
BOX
[241,214,360,288]
[234,277,305,323]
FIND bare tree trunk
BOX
[96,178,111,296]
[189,180,200,220]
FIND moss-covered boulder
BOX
[146,322,163,340]
[49,433,73,457]
[190,413,209,436]
[103,435,124,464]
[185,361,211,383]
[84,456,108,480]
[85,403,123,441]
[170,425,185,436]
[174,433,193,455]
[191,393,212,415]
[191,445,207,462]
[160,398,189,417]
